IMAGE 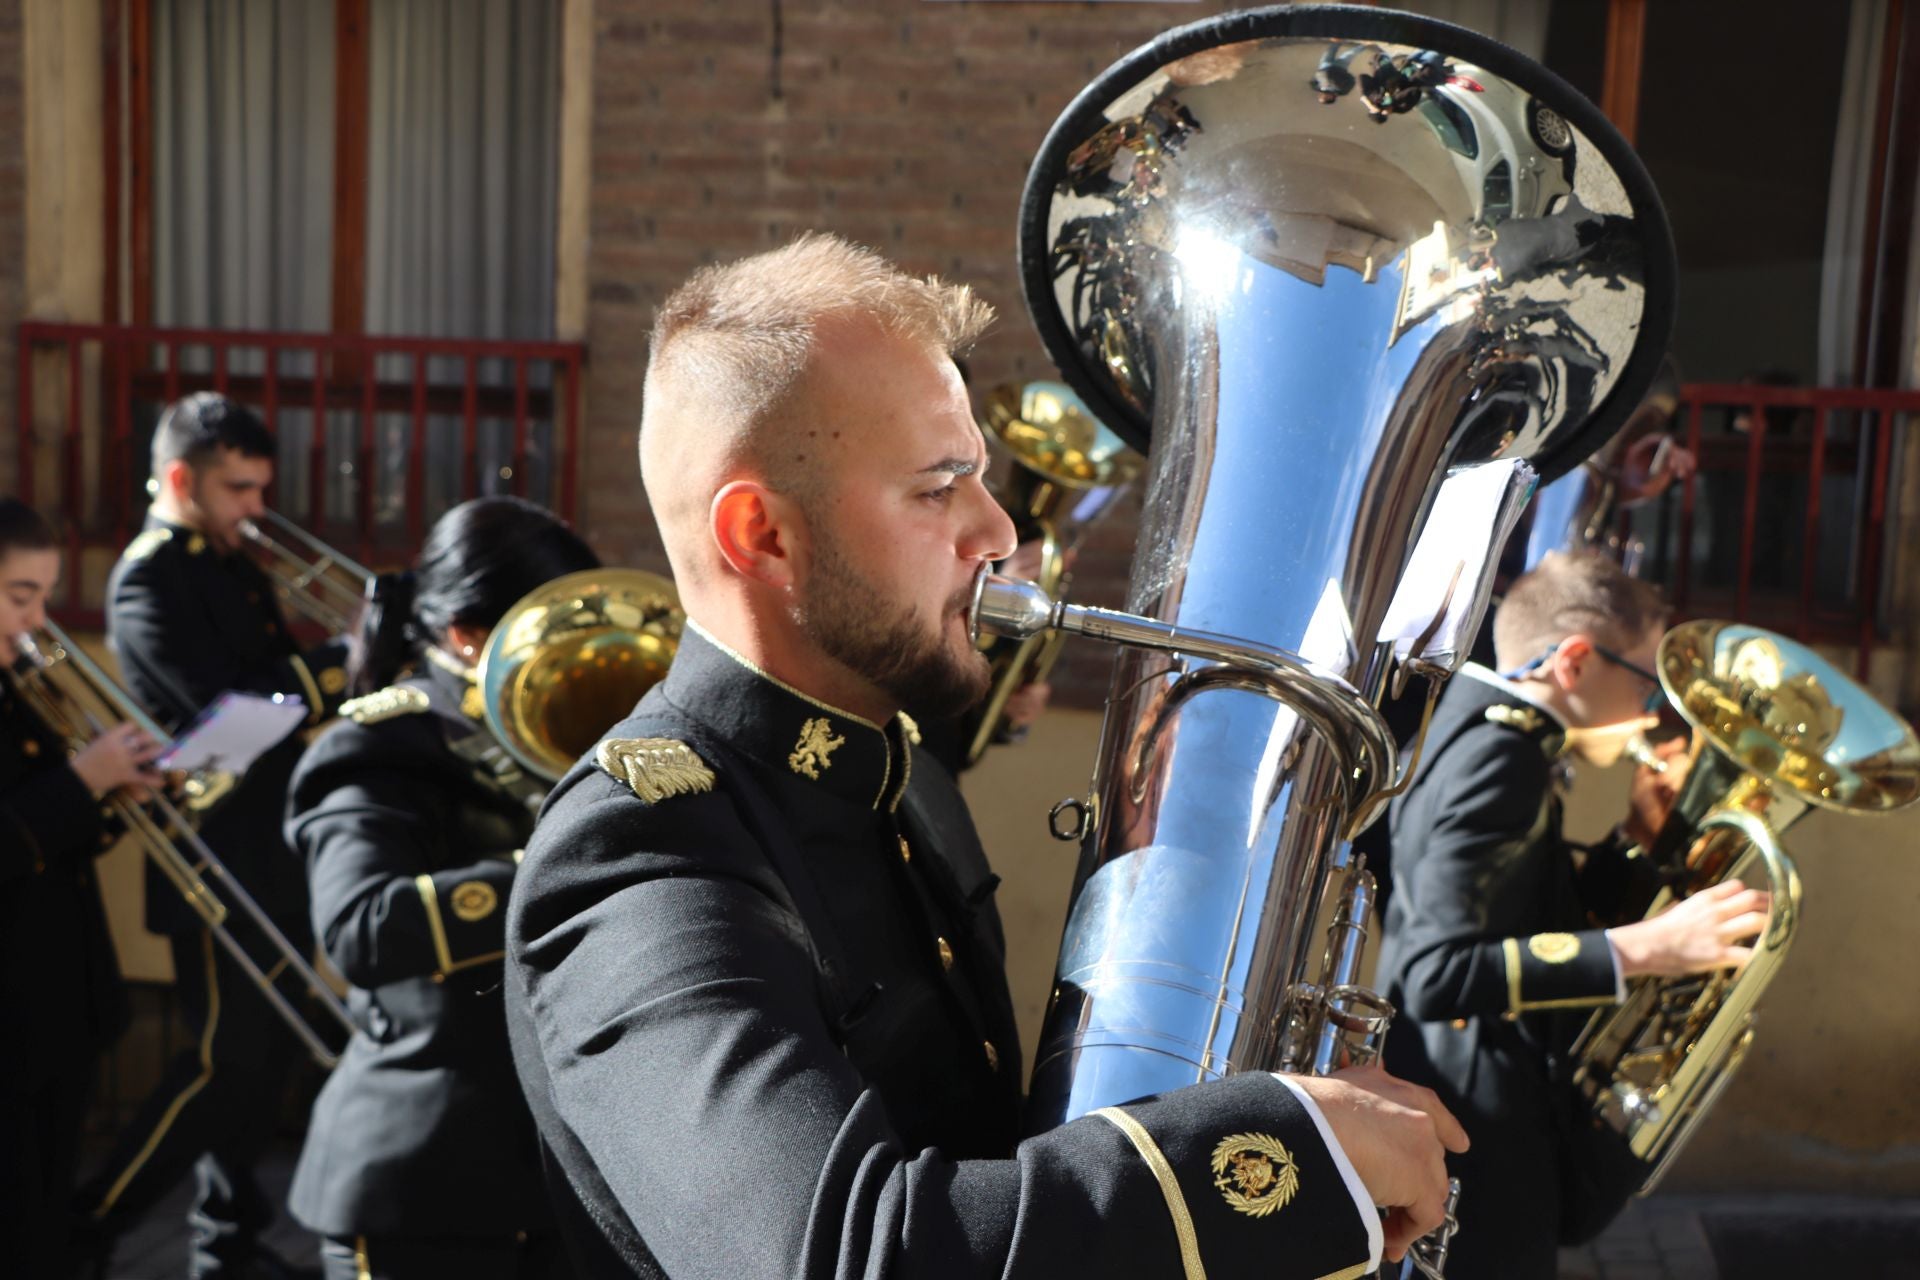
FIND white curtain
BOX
[1818,0,1889,386]
[152,0,335,331]
[1394,0,1549,61]
[151,0,335,519]
[364,0,560,524]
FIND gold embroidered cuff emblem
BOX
[1528,932,1581,964]
[318,666,348,696]
[788,717,845,779]
[450,881,498,922]
[596,737,716,804]
[1210,1132,1300,1218]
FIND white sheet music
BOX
[156,691,308,776]
[1378,459,1538,668]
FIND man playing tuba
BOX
[505,234,1469,1278]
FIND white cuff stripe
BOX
[1272,1073,1384,1275]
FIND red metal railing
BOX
[1638,383,1920,676]
[14,321,586,621]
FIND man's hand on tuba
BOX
[1289,1065,1470,1263]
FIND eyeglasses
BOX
[1504,642,1667,713]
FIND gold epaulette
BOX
[340,685,431,725]
[596,737,716,805]
[123,527,173,563]
[1485,704,1545,734]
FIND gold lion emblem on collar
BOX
[788,717,845,780]
[1210,1132,1300,1218]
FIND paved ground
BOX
[93,1145,1920,1279]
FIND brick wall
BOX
[579,0,1240,706]
[0,0,21,500]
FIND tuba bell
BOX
[1569,621,1920,1191]
[476,568,685,782]
[10,620,357,1068]
[969,381,1141,764]
[992,7,1676,1274]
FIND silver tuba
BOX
[987,7,1675,1272]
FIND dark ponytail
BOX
[344,497,599,696]
[346,570,420,696]
[0,498,57,559]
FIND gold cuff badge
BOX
[450,881,498,922]
[1210,1132,1300,1218]
[1528,932,1581,964]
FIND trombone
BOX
[10,619,356,1068]
[239,510,372,635]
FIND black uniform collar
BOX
[661,619,917,813]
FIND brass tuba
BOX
[1570,621,1920,1190]
[969,381,1141,764]
[990,7,1676,1274]
[10,620,357,1068]
[476,568,684,782]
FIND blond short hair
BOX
[638,235,993,580]
[644,232,992,449]
[1493,550,1669,673]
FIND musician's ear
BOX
[1550,634,1595,688]
[158,458,195,504]
[445,622,491,662]
[711,480,804,591]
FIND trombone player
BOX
[80,393,350,1278]
[0,499,162,1279]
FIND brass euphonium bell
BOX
[1571,621,1920,1192]
[477,568,685,782]
[969,381,1141,765]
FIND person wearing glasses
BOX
[1373,549,1769,1280]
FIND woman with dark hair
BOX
[0,497,159,1276]
[284,496,596,1279]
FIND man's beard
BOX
[796,531,989,720]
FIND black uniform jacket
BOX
[506,622,1378,1280]
[283,667,551,1238]
[1,669,126,1089]
[107,513,348,933]
[1378,670,1632,1106]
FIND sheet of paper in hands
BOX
[1377,458,1538,669]
[155,691,309,776]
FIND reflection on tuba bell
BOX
[10,620,357,1068]
[239,510,374,636]
[970,381,1141,764]
[477,568,685,782]
[1570,621,1920,1191]
[1003,7,1677,1275]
